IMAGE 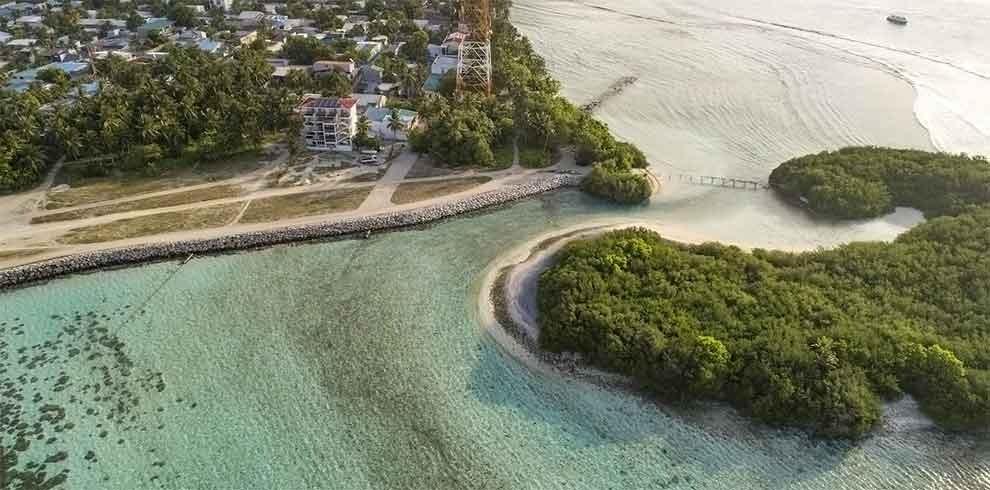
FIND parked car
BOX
[360,156,379,165]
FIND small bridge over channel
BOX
[654,173,771,191]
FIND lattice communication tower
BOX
[456,0,493,96]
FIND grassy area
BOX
[391,177,492,205]
[59,204,241,245]
[518,145,553,168]
[47,149,271,209]
[239,187,372,224]
[33,184,244,224]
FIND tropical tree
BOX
[355,115,372,150]
[387,108,405,140]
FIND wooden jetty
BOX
[659,174,770,191]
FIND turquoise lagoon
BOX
[3,190,988,489]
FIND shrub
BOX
[769,147,990,219]
[581,161,652,204]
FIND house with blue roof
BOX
[136,18,174,37]
[364,107,419,141]
[5,61,91,92]
[423,72,443,93]
[196,39,224,54]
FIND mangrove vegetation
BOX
[539,148,990,438]
[770,147,990,219]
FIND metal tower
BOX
[456,0,492,96]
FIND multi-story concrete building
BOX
[301,96,357,152]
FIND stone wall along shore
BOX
[0,174,582,290]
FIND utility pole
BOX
[456,0,492,96]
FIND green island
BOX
[769,146,990,219]
[538,147,990,438]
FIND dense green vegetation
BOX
[540,149,990,438]
[3,0,649,203]
[407,0,651,203]
[769,147,990,219]
[581,158,652,204]
[0,48,294,191]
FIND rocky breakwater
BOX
[0,174,582,290]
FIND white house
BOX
[15,15,44,28]
[210,0,232,11]
[355,40,382,57]
[351,93,387,112]
[6,38,39,49]
[313,59,355,76]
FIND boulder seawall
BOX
[0,175,582,290]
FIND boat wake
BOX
[712,13,990,154]
[561,0,990,155]
[726,14,990,82]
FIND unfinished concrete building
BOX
[301,96,357,152]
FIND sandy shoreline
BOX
[475,220,819,381]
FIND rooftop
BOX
[137,18,174,32]
[302,96,356,110]
[7,38,38,47]
[196,39,223,53]
[10,61,90,82]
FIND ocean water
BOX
[514,0,990,158]
[4,1,990,488]
[3,194,988,489]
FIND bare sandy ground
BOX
[0,148,587,270]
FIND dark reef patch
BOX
[1,304,196,488]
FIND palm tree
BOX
[355,115,371,150]
[387,108,405,140]
[59,125,84,160]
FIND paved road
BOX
[357,150,418,212]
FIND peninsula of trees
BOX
[407,0,652,204]
[769,147,990,219]
[538,147,990,438]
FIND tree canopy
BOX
[410,0,651,197]
[769,147,990,219]
[540,149,990,438]
[0,48,295,191]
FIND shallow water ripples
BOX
[2,196,989,488]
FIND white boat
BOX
[886,15,908,25]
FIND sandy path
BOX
[357,150,419,212]
[0,157,65,231]
[0,168,587,269]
